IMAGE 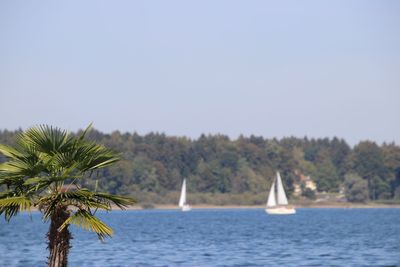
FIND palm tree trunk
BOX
[47,206,71,267]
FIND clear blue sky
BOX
[0,1,399,145]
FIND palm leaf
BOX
[0,144,24,159]
[60,189,134,210]
[76,123,93,143]
[93,192,136,209]
[22,125,74,155]
[59,209,113,240]
[0,196,32,209]
[74,142,120,172]
[0,196,32,221]
[0,160,44,177]
[23,177,44,185]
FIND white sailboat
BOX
[178,179,191,212]
[265,172,296,215]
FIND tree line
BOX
[1,129,399,204]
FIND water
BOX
[0,208,399,267]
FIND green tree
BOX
[314,157,339,192]
[382,143,400,197]
[350,141,387,199]
[329,137,351,176]
[344,173,369,202]
[0,125,135,267]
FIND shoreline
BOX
[23,203,400,212]
[122,203,400,210]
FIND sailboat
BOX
[178,179,191,212]
[265,172,296,215]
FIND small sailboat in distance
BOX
[179,179,191,212]
[266,172,296,215]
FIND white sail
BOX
[178,179,186,207]
[266,180,276,207]
[276,172,288,205]
[265,172,296,215]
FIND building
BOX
[293,171,317,196]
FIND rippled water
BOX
[0,208,399,266]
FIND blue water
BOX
[0,208,399,267]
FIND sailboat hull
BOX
[265,207,296,215]
[181,205,191,212]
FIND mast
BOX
[276,172,288,205]
[266,179,277,207]
[178,179,186,207]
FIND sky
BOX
[0,1,399,145]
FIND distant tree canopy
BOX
[344,173,369,203]
[1,129,399,203]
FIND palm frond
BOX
[0,196,33,221]
[52,151,77,170]
[93,192,136,209]
[59,209,113,240]
[0,162,22,174]
[0,168,25,188]
[60,189,135,210]
[76,123,93,143]
[39,188,135,221]
[0,160,44,178]
[74,142,120,172]
[0,196,32,209]
[60,188,135,210]
[23,177,44,185]
[40,189,108,221]
[22,125,75,155]
[0,144,24,159]
[60,189,111,210]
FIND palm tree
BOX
[0,125,135,267]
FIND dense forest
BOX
[1,129,399,205]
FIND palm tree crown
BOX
[0,125,135,267]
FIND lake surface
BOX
[0,208,399,267]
